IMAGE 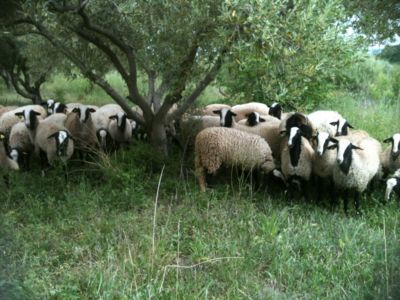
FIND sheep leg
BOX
[39,149,49,174]
[63,164,69,183]
[354,191,362,216]
[343,190,349,215]
[329,178,338,209]
[195,155,207,192]
[3,174,10,188]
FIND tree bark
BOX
[149,119,168,156]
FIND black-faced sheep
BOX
[280,126,314,200]
[381,133,400,176]
[328,136,381,214]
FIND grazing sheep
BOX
[0,105,17,118]
[194,127,276,192]
[0,110,23,138]
[280,127,315,200]
[308,110,351,137]
[34,119,75,180]
[202,104,231,116]
[43,99,55,115]
[178,115,221,146]
[0,132,19,187]
[51,102,67,115]
[231,102,270,122]
[215,108,282,161]
[9,122,34,170]
[238,112,281,127]
[381,133,400,176]
[279,112,315,141]
[311,131,338,204]
[92,104,125,151]
[65,105,99,157]
[66,103,99,113]
[385,169,400,202]
[268,103,288,120]
[0,106,47,138]
[108,111,133,147]
[45,113,68,127]
[328,136,381,214]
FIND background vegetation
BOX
[1,54,400,299]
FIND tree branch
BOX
[73,27,130,83]
[167,52,225,122]
[155,44,199,120]
[11,17,145,124]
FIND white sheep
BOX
[108,111,133,147]
[308,110,351,137]
[231,102,270,122]
[0,132,19,187]
[278,112,316,141]
[0,105,45,139]
[9,122,34,170]
[280,127,315,200]
[0,105,17,118]
[202,103,231,116]
[65,105,99,156]
[311,131,338,203]
[328,136,381,214]
[34,119,75,180]
[92,104,125,151]
[45,113,68,127]
[66,103,99,113]
[237,112,281,127]
[215,108,283,161]
[381,133,400,176]
[194,127,276,192]
[268,103,287,120]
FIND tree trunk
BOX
[149,119,169,156]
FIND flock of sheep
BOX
[0,100,136,180]
[0,99,399,215]
[180,102,400,214]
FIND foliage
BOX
[339,56,400,104]
[344,0,400,41]
[379,44,400,64]
[218,0,361,110]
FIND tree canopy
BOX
[0,0,387,153]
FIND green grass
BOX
[1,60,400,298]
[1,90,400,298]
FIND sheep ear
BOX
[329,121,338,126]
[231,111,237,117]
[352,145,363,150]
[88,108,96,113]
[347,123,354,129]
[109,115,117,120]
[213,110,221,115]
[327,144,337,150]
[14,112,24,117]
[67,133,76,141]
[259,117,266,122]
[72,107,79,113]
[383,137,392,143]
[34,111,41,116]
[329,137,339,144]
[47,132,58,139]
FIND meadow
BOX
[0,57,400,299]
